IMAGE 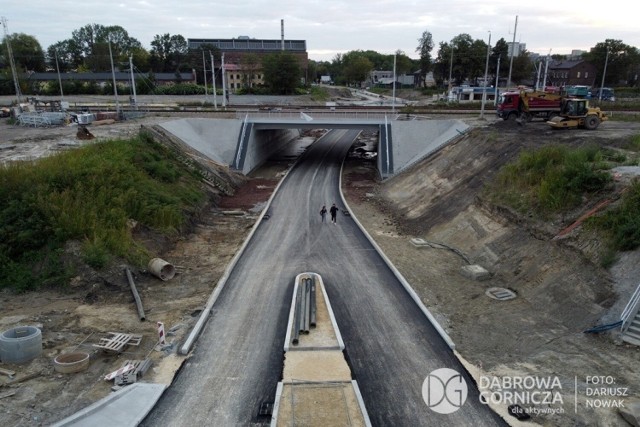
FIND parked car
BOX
[591,87,615,101]
[0,107,10,118]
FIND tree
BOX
[262,51,301,94]
[150,33,188,72]
[583,39,640,86]
[69,23,143,71]
[1,33,45,72]
[416,30,434,86]
[394,50,413,75]
[46,40,81,72]
[240,53,261,91]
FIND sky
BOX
[2,0,638,62]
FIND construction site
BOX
[0,91,639,426]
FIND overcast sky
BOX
[2,0,638,61]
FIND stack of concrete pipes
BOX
[292,277,317,345]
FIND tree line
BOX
[1,23,639,96]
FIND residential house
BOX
[547,60,597,88]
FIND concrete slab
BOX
[283,350,351,382]
[274,381,367,427]
[460,264,491,281]
[50,382,166,427]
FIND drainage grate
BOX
[258,401,274,417]
[485,287,517,301]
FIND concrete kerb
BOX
[338,158,456,350]
[352,380,373,427]
[180,151,296,356]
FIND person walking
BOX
[320,205,327,223]
[330,203,339,224]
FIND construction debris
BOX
[93,332,142,353]
[76,126,95,140]
[0,367,16,378]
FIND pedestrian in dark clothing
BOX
[330,203,339,224]
[320,205,327,223]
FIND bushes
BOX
[488,145,614,215]
[152,83,205,95]
[0,134,205,291]
[589,182,640,251]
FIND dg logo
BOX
[422,368,469,414]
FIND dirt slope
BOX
[342,119,640,426]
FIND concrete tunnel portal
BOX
[158,115,470,178]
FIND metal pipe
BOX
[310,278,317,328]
[298,279,307,334]
[292,282,302,345]
[304,278,311,333]
[125,268,145,321]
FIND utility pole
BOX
[392,53,396,113]
[108,39,120,117]
[448,43,454,99]
[210,52,217,109]
[55,50,64,99]
[129,55,137,110]
[599,48,610,101]
[506,15,518,89]
[1,17,22,103]
[202,50,208,101]
[542,52,551,90]
[221,53,227,108]
[494,55,501,105]
[480,31,491,119]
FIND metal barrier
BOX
[235,110,394,121]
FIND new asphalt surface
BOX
[142,130,505,426]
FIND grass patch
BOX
[308,85,330,101]
[588,181,640,252]
[486,144,616,216]
[0,133,205,291]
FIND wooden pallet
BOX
[93,332,142,353]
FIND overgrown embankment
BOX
[0,132,218,292]
[484,139,640,265]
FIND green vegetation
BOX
[152,83,206,96]
[487,144,616,216]
[0,133,205,292]
[588,182,640,252]
[488,141,640,265]
[307,86,330,101]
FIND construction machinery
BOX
[496,89,563,121]
[546,98,607,130]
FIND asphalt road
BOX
[142,130,504,426]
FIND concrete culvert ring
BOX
[0,326,43,364]
[53,352,90,373]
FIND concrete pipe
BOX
[148,258,176,281]
[53,352,90,373]
[0,326,42,364]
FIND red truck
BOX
[496,90,563,121]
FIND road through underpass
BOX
[142,129,504,426]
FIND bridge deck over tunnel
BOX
[159,112,469,178]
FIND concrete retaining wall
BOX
[390,120,469,174]
[159,118,242,165]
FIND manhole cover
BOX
[485,287,517,301]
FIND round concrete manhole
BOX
[485,287,517,301]
[53,352,90,374]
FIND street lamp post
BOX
[599,48,610,102]
[480,31,491,119]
